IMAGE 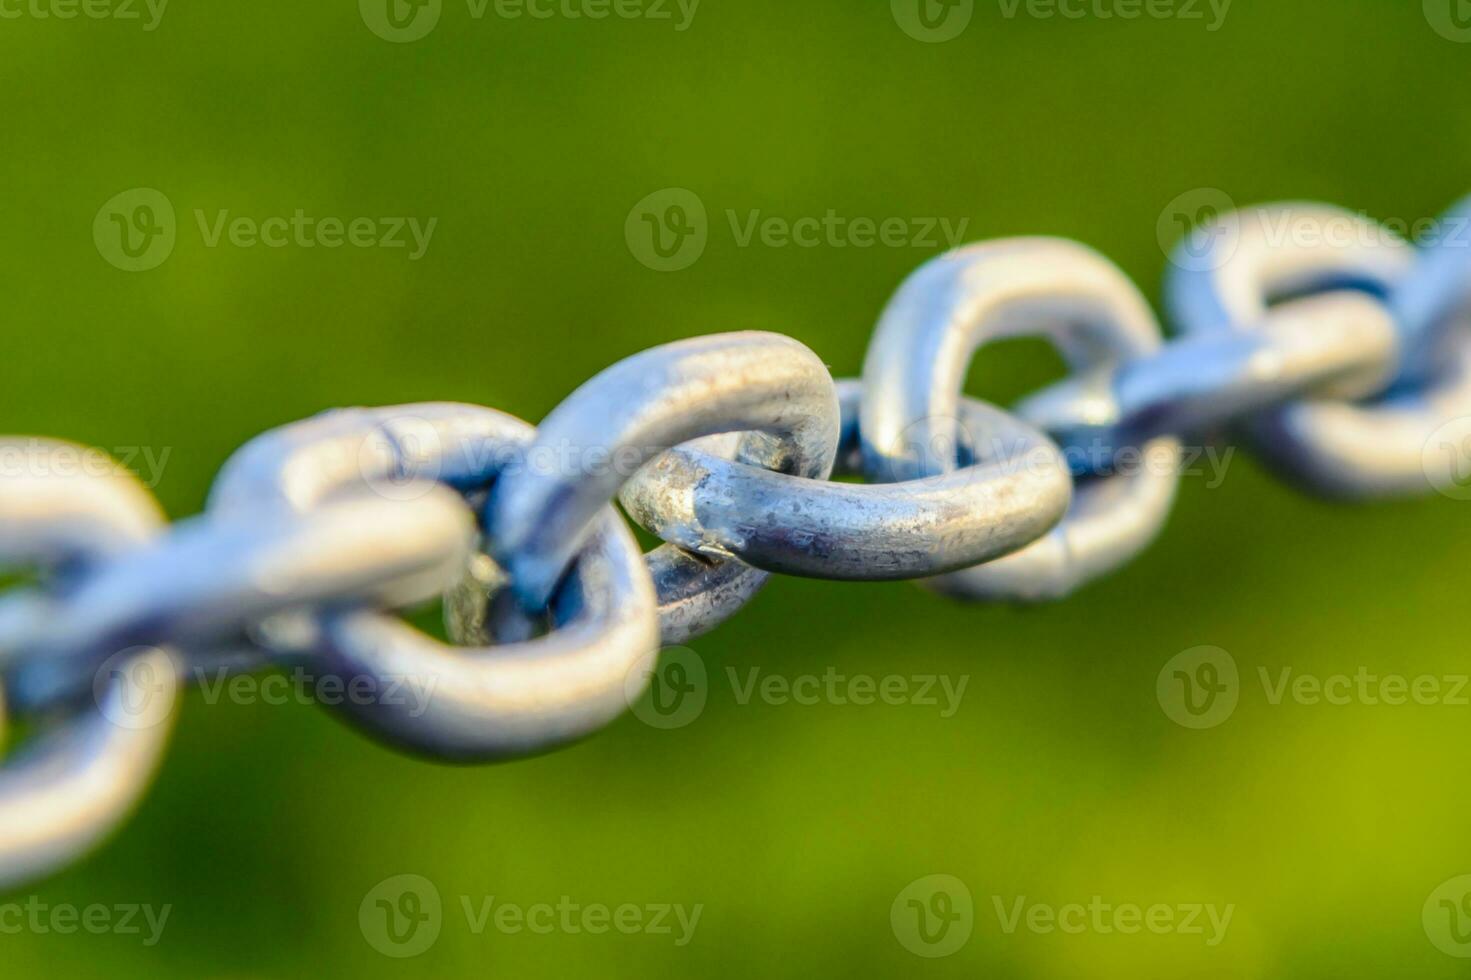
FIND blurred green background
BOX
[4,0,1471,976]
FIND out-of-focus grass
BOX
[2,1,1470,976]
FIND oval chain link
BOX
[618,380,1074,581]
[0,441,180,889]
[2,195,1469,886]
[860,238,1183,600]
[210,403,661,761]
[486,331,841,643]
[1165,203,1471,497]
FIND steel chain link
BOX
[1,195,1468,887]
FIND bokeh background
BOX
[4,0,1471,976]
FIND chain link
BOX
[2,195,1468,886]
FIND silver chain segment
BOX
[2,196,1469,888]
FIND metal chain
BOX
[3,195,1469,888]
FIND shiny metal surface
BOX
[1167,203,1471,497]
[861,238,1182,599]
[212,403,661,761]
[621,380,1072,580]
[1386,194,1471,380]
[5,197,1470,887]
[488,332,841,640]
[1019,291,1400,468]
[0,441,178,889]
[3,486,474,712]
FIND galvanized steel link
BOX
[2,195,1469,890]
[620,380,1073,580]
[861,238,1183,601]
[1,482,476,713]
[1018,290,1401,470]
[1168,203,1471,498]
[210,403,662,761]
[486,331,842,643]
[1386,193,1471,383]
[0,440,180,890]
